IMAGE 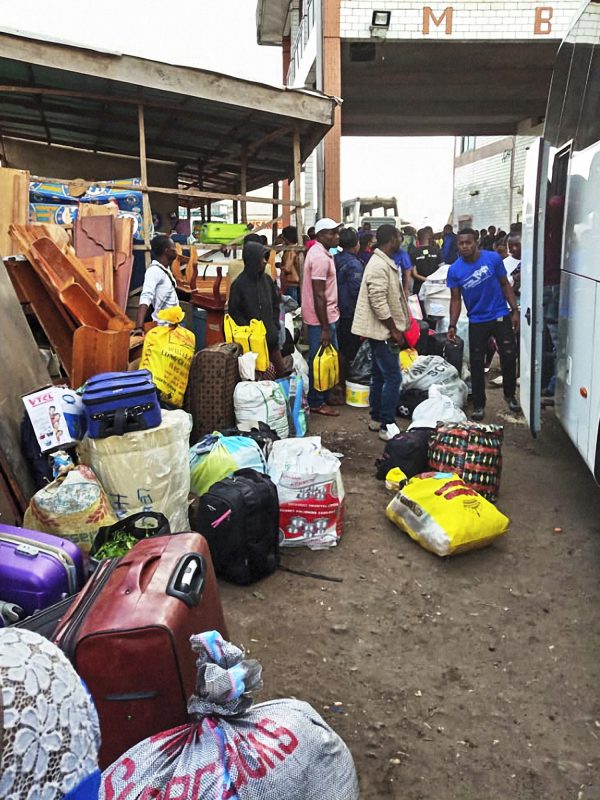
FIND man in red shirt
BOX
[302,217,341,416]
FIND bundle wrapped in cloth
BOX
[101,631,359,800]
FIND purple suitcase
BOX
[0,524,85,616]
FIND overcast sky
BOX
[0,0,454,226]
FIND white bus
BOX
[521,0,600,482]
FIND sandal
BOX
[310,404,340,417]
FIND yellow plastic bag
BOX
[313,345,340,392]
[386,471,509,556]
[399,347,418,372]
[140,311,195,407]
[224,315,269,372]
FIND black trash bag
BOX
[397,388,429,419]
[348,340,372,385]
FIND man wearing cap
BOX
[302,217,342,416]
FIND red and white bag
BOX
[267,437,345,549]
[100,631,359,800]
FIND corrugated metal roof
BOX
[0,30,335,195]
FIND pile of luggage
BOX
[1,320,358,793]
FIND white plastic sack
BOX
[238,351,258,381]
[408,385,467,430]
[403,354,469,406]
[292,347,309,397]
[100,631,359,800]
[78,409,192,532]
[267,437,345,549]
[234,381,289,439]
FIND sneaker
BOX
[471,408,485,421]
[379,423,400,441]
[506,396,522,414]
[368,419,380,432]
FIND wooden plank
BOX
[0,167,29,257]
[4,258,75,374]
[113,216,134,311]
[240,148,248,224]
[71,326,131,387]
[292,129,303,238]
[138,104,152,267]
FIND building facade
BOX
[257,0,581,222]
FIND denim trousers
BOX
[307,322,338,408]
[369,338,402,426]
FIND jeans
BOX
[469,315,517,409]
[307,322,338,408]
[369,339,402,426]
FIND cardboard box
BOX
[22,386,85,453]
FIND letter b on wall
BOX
[534,6,553,34]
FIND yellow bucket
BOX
[345,380,369,408]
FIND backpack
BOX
[189,468,280,584]
[375,428,434,480]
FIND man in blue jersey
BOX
[447,228,521,421]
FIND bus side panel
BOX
[555,270,596,471]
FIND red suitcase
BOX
[53,532,228,768]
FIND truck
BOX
[520,0,600,483]
[341,196,402,230]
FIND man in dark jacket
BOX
[334,227,364,366]
[228,241,285,376]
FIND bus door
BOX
[520,138,550,436]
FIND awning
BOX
[0,30,336,194]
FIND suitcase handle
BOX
[166,554,205,608]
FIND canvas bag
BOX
[224,314,270,372]
[100,631,359,800]
[428,422,504,501]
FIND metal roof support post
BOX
[138,104,151,266]
[240,148,248,224]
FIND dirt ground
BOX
[219,376,600,800]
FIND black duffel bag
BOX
[375,427,434,480]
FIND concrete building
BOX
[453,119,543,231]
[256,0,581,222]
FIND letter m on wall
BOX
[423,6,454,34]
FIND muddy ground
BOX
[219,377,600,800]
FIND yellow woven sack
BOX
[140,317,195,408]
[399,347,418,371]
[224,315,269,372]
[386,471,509,556]
[313,344,340,392]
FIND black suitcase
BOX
[13,595,78,638]
[189,468,280,585]
[428,332,464,375]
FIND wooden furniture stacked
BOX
[7,223,141,387]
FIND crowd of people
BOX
[136,217,524,439]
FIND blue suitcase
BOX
[82,371,161,438]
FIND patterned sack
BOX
[428,422,503,501]
[23,464,117,553]
[100,631,359,800]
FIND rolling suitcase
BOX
[427,332,464,376]
[53,532,228,768]
[0,524,85,616]
[190,468,280,585]
[13,594,78,637]
[184,342,242,441]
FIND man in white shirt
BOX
[503,233,521,293]
[133,235,179,335]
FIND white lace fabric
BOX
[0,629,100,800]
